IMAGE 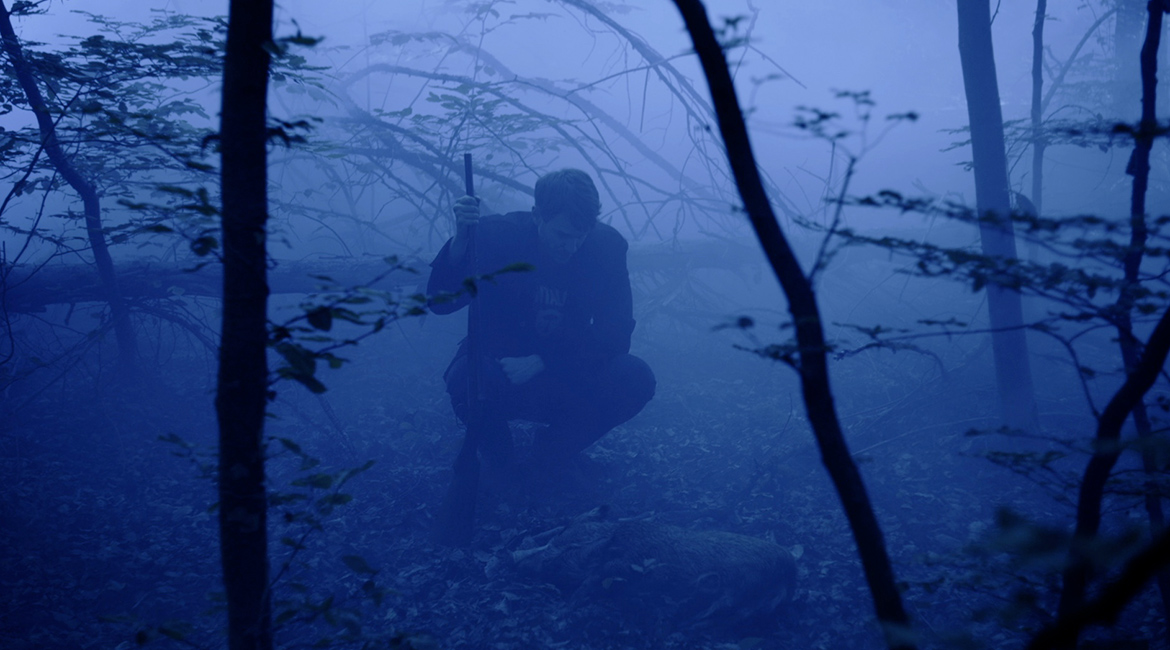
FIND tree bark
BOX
[1115,0,1147,119]
[0,0,137,372]
[1058,1,1170,643]
[1032,519,1170,650]
[216,0,274,648]
[1031,0,1047,218]
[669,2,915,648]
[956,0,1040,431]
[1038,301,1170,650]
[1120,3,1170,638]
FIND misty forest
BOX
[5,0,1170,648]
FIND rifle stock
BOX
[433,153,481,546]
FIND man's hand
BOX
[499,355,544,385]
[449,194,480,262]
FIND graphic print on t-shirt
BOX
[534,284,567,338]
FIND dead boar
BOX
[512,509,797,628]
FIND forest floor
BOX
[1,317,1166,650]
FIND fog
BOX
[2,1,1168,649]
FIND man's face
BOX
[535,210,592,265]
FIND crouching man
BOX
[427,168,655,480]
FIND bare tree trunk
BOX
[669,2,914,648]
[1031,0,1047,218]
[956,0,1040,431]
[0,0,137,372]
[1055,11,1170,642]
[217,0,274,648]
[1109,0,1170,639]
[1029,302,1170,650]
[1115,0,1147,119]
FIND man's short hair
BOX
[533,168,600,230]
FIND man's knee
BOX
[602,354,655,419]
[444,355,509,421]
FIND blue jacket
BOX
[427,211,635,376]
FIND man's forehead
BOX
[540,211,592,235]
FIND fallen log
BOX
[1,240,760,314]
[0,257,427,313]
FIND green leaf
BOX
[299,456,321,471]
[341,554,377,575]
[306,307,332,331]
[274,609,298,625]
[158,185,197,198]
[292,473,334,489]
[317,492,353,507]
[362,579,384,606]
[316,492,352,513]
[498,262,535,274]
[337,460,375,487]
[297,375,328,394]
[332,307,364,323]
[280,536,306,549]
[158,625,188,641]
[281,34,323,47]
[275,342,316,376]
[269,492,309,506]
[158,432,191,449]
[191,235,218,256]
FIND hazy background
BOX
[2,1,1167,648]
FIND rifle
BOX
[433,153,482,546]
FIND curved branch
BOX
[1040,7,1117,114]
[669,1,914,648]
[1039,300,1170,650]
[0,0,137,369]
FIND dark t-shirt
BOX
[427,211,635,376]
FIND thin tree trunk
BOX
[956,0,1040,431]
[669,2,914,648]
[1056,11,1169,637]
[217,0,274,648]
[0,0,137,372]
[1115,0,1147,119]
[1115,337,1170,644]
[1038,303,1170,649]
[1029,319,1170,650]
[1031,0,1047,218]
[1109,0,1170,640]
